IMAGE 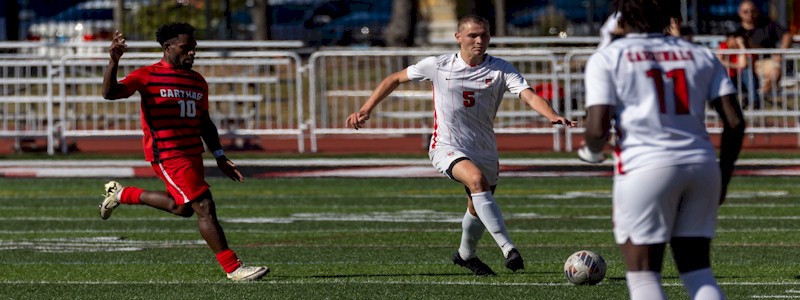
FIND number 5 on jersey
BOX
[462,91,475,107]
[646,68,689,115]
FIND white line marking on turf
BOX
[0,237,206,253]
[1,280,800,287]
[7,213,800,223]
[1,158,799,167]
[2,227,800,235]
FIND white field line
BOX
[1,158,800,167]
[5,202,800,211]
[2,159,800,178]
[1,227,800,235]
[0,279,799,287]
[5,214,800,222]
[0,190,789,203]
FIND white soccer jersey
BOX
[584,33,737,174]
[406,53,530,158]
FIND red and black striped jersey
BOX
[118,60,209,162]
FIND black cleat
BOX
[504,248,524,272]
[452,252,496,276]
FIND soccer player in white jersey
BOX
[578,0,745,299]
[345,15,576,276]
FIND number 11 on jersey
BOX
[646,68,689,115]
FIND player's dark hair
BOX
[613,0,679,33]
[156,22,195,46]
[457,14,490,32]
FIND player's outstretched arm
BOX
[201,114,244,182]
[102,31,128,100]
[345,69,411,130]
[519,89,576,127]
[712,94,745,205]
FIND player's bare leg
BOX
[190,195,229,253]
[671,237,724,300]
[100,181,193,219]
[139,191,194,217]
[620,241,667,300]
[451,160,523,272]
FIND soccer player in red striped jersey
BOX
[98,23,268,281]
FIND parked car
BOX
[26,0,142,42]
[265,1,320,42]
[303,0,391,46]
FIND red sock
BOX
[215,249,242,273]
[119,187,143,205]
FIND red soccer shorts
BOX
[151,155,210,205]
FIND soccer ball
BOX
[563,250,607,285]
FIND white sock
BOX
[470,192,515,256]
[680,268,726,300]
[458,210,485,260]
[626,271,667,300]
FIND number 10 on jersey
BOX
[178,100,197,117]
[646,68,689,115]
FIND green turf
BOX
[1,177,800,299]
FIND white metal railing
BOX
[56,51,304,154]
[3,43,800,154]
[0,40,305,58]
[0,51,305,154]
[429,35,728,49]
[308,49,563,152]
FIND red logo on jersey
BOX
[485,78,493,86]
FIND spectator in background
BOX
[735,0,792,108]
[717,31,757,106]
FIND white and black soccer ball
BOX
[563,250,607,285]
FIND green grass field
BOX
[2,176,800,299]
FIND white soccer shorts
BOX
[429,146,499,186]
[612,162,721,245]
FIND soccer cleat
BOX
[505,248,524,272]
[227,265,269,281]
[452,252,496,276]
[99,181,122,220]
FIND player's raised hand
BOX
[216,156,244,182]
[345,111,371,130]
[109,31,127,62]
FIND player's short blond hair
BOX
[457,15,490,32]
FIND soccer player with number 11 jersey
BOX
[578,1,745,299]
[98,23,267,281]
